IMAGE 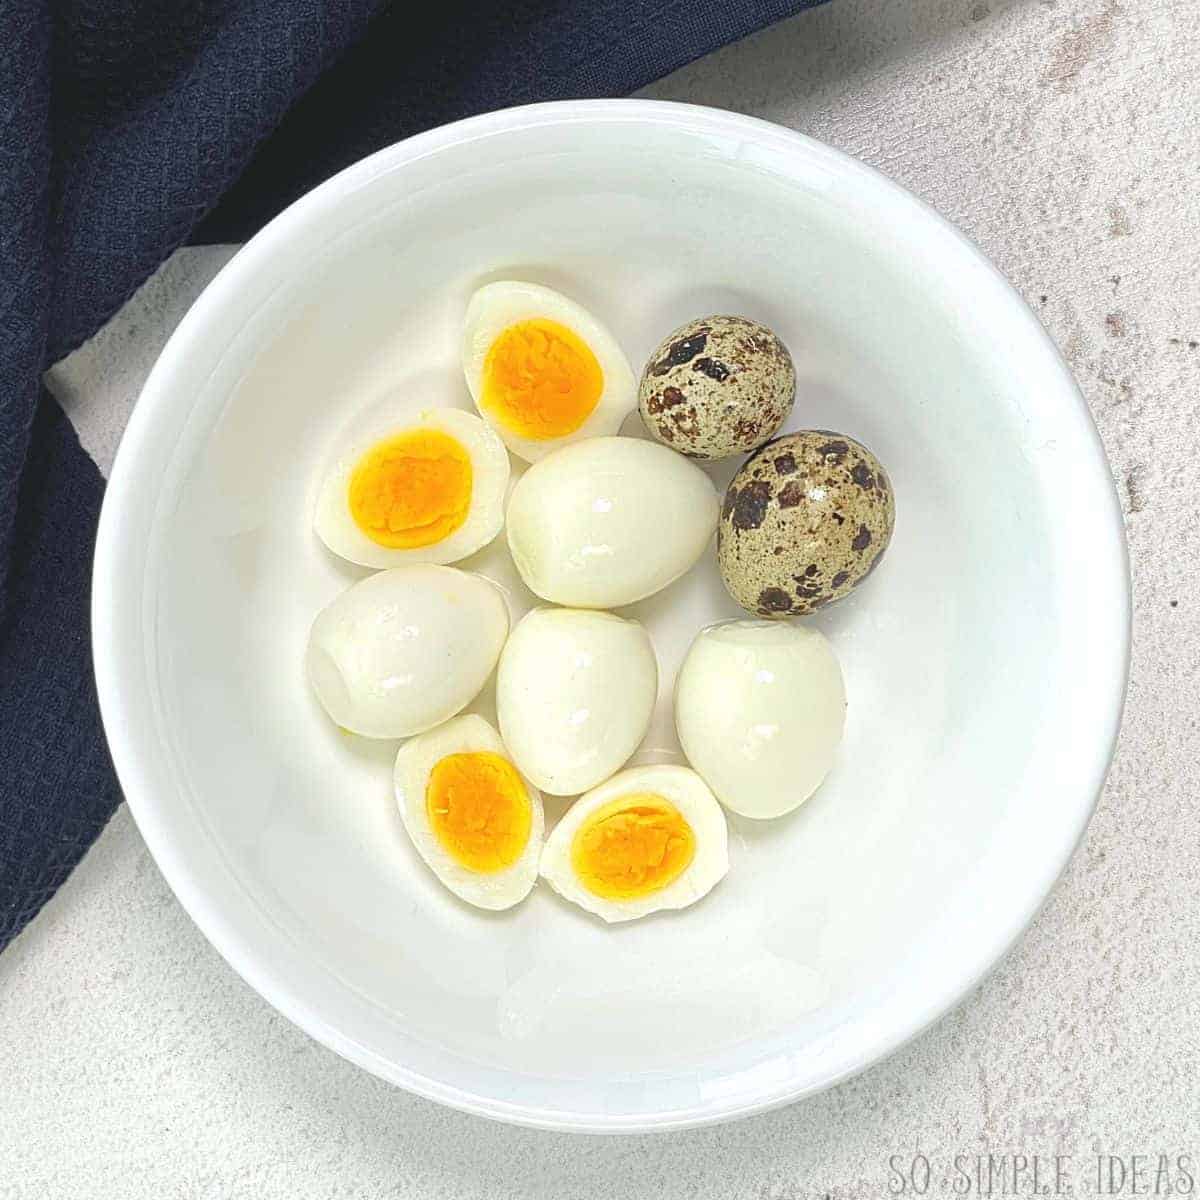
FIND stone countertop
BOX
[4,0,1198,1195]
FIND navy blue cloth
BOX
[0,0,825,951]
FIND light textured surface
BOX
[5,0,1198,1192]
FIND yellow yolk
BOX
[426,751,533,873]
[570,794,696,900]
[348,428,472,549]
[481,318,603,439]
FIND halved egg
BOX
[539,765,729,923]
[462,281,636,462]
[395,715,544,910]
[314,406,509,568]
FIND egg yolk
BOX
[426,751,532,873]
[481,318,603,440]
[570,794,696,900]
[348,428,472,549]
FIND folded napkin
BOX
[0,0,824,952]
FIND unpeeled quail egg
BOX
[638,315,795,460]
[718,430,895,617]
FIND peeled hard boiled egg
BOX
[496,607,657,796]
[505,436,720,608]
[307,565,508,738]
[394,714,544,910]
[674,620,846,819]
[314,406,509,569]
[539,764,729,923]
[462,281,636,462]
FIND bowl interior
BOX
[95,103,1127,1130]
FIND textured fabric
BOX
[0,0,826,952]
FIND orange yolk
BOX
[348,428,472,549]
[481,318,603,440]
[570,794,696,900]
[426,751,532,873]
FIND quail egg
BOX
[675,620,846,819]
[718,430,895,617]
[462,281,636,462]
[496,607,657,796]
[306,565,508,738]
[638,315,795,460]
[394,714,544,910]
[505,435,719,609]
[314,405,509,569]
[538,764,729,923]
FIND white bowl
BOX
[93,100,1129,1132]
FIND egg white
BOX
[496,607,658,796]
[306,565,509,738]
[505,435,720,608]
[394,714,544,911]
[314,405,510,569]
[462,281,636,462]
[539,764,729,923]
[674,620,846,819]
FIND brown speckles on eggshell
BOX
[729,479,772,531]
[851,462,875,490]
[645,386,686,414]
[816,439,849,462]
[757,587,794,614]
[718,430,895,617]
[693,357,730,382]
[732,417,762,444]
[777,481,804,509]
[638,316,795,460]
[649,331,709,376]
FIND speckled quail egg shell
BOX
[638,315,795,460]
[718,430,895,618]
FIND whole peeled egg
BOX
[505,436,719,609]
[496,607,657,796]
[674,620,846,819]
[307,564,508,738]
[638,315,795,460]
[462,281,636,463]
[718,430,895,617]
